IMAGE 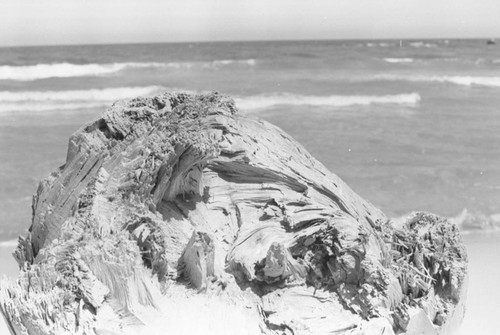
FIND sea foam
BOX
[0,86,164,113]
[434,76,500,87]
[0,88,422,114]
[235,93,421,111]
[0,86,164,102]
[0,240,18,248]
[450,209,500,231]
[0,63,151,81]
[376,74,500,87]
[384,58,414,63]
[0,59,257,81]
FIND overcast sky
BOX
[1,0,499,46]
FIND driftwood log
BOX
[0,92,467,335]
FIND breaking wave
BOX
[384,58,414,63]
[430,76,500,87]
[0,59,257,81]
[235,93,421,111]
[0,239,18,248]
[449,209,500,232]
[0,63,158,81]
[375,74,500,87]
[0,88,421,114]
[0,86,165,113]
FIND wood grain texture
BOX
[0,92,467,335]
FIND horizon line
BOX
[0,36,497,49]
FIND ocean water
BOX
[0,39,499,332]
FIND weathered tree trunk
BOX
[0,92,467,335]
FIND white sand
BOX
[0,313,11,334]
[0,240,18,278]
[459,230,500,334]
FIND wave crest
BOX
[0,240,18,248]
[376,74,500,87]
[0,88,421,114]
[435,76,500,87]
[449,209,500,231]
[0,59,257,81]
[0,86,165,114]
[235,93,421,111]
[384,58,414,63]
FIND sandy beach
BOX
[0,241,18,278]
[459,230,500,334]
